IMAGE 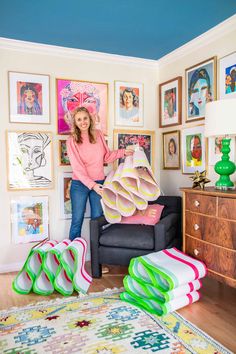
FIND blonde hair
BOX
[71,107,96,144]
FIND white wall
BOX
[158,17,236,195]
[0,40,158,272]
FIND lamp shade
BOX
[205,99,236,137]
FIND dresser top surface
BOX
[180,187,236,198]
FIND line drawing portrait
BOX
[57,79,108,135]
[7,131,53,190]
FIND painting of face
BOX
[19,138,44,172]
[186,58,216,121]
[56,79,108,135]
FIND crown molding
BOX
[0,37,158,69]
[158,14,236,67]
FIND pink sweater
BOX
[66,130,125,189]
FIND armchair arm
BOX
[153,213,180,251]
[90,216,109,278]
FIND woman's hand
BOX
[93,183,103,196]
[124,145,135,156]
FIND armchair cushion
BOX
[99,224,155,250]
[120,204,164,226]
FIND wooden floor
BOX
[1,264,236,353]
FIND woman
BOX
[189,68,212,117]
[66,106,134,242]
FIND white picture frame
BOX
[11,196,49,244]
[8,71,50,124]
[219,51,236,99]
[208,136,235,165]
[114,81,143,127]
[6,131,53,190]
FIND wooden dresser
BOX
[180,187,236,288]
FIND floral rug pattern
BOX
[0,289,232,354]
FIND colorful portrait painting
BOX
[59,139,70,166]
[186,57,216,121]
[113,129,154,168]
[219,52,236,99]
[56,79,108,135]
[7,131,53,190]
[159,77,182,127]
[208,135,235,165]
[115,81,143,126]
[11,196,49,244]
[8,72,50,124]
[182,126,206,174]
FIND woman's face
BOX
[169,141,175,155]
[23,89,36,108]
[190,78,208,112]
[191,136,202,160]
[74,111,91,132]
[19,138,44,171]
[123,91,133,110]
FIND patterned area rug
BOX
[0,289,232,354]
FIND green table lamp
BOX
[205,99,236,190]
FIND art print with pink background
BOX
[56,79,108,135]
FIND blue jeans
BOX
[69,179,104,241]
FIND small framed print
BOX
[159,77,182,127]
[59,172,90,219]
[185,57,217,122]
[182,125,206,174]
[11,196,49,244]
[6,131,53,190]
[59,139,70,166]
[219,51,236,99]
[115,81,143,127]
[113,129,154,169]
[162,130,180,169]
[208,136,235,165]
[8,71,50,124]
[56,78,108,135]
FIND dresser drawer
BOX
[218,197,236,220]
[185,236,236,279]
[186,193,217,215]
[185,211,215,240]
[185,211,236,250]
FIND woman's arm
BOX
[99,130,133,163]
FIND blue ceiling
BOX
[1,0,236,60]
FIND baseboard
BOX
[0,262,24,274]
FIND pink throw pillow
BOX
[120,204,164,226]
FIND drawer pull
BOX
[194,248,199,256]
[194,224,200,231]
[194,200,200,207]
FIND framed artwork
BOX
[185,57,217,122]
[219,51,236,99]
[159,77,182,127]
[59,139,70,166]
[182,125,206,174]
[208,136,235,165]
[59,172,90,219]
[113,129,154,169]
[11,196,49,244]
[6,131,53,190]
[114,81,143,127]
[56,78,108,135]
[8,71,50,124]
[162,130,180,169]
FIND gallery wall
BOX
[0,41,158,271]
[158,19,236,195]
